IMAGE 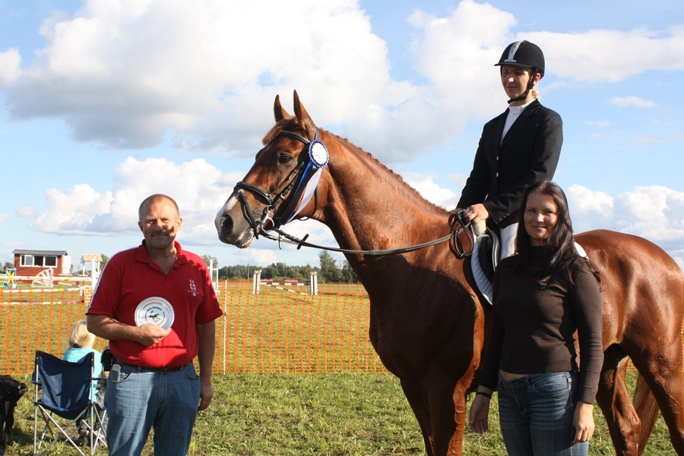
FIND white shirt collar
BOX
[508,99,534,114]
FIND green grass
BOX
[5,371,677,455]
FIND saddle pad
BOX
[471,234,493,305]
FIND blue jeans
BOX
[105,363,201,456]
[497,371,588,456]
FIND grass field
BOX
[7,371,676,455]
[1,281,679,454]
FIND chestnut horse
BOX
[215,92,684,455]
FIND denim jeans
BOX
[497,371,588,456]
[105,363,201,456]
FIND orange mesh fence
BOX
[0,287,106,374]
[219,281,386,374]
[0,281,387,375]
[2,281,680,376]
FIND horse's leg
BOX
[400,371,474,456]
[595,345,641,455]
[628,338,684,455]
[399,379,435,456]
[632,373,659,454]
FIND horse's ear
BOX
[274,95,291,122]
[293,90,316,139]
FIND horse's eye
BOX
[278,154,293,165]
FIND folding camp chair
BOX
[32,351,107,455]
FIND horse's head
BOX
[215,91,327,247]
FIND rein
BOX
[261,203,475,258]
[233,127,476,257]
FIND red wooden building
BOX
[12,249,71,276]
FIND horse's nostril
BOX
[221,215,233,234]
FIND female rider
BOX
[457,40,563,259]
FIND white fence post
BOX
[252,269,262,294]
[208,259,219,292]
[309,271,318,296]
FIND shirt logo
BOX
[188,279,198,296]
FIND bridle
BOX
[232,128,475,258]
[233,129,321,235]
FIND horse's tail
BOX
[633,372,659,455]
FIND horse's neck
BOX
[315,139,468,318]
[321,140,449,256]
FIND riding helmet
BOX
[495,40,545,77]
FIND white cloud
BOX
[27,157,232,239]
[633,135,666,144]
[246,249,279,266]
[30,184,113,233]
[615,186,684,237]
[527,27,684,82]
[0,214,10,224]
[568,184,684,252]
[566,184,614,232]
[16,206,36,217]
[403,173,458,209]
[0,48,21,88]
[20,153,342,264]
[567,185,614,214]
[4,0,396,153]
[1,0,682,163]
[584,120,611,128]
[610,96,658,108]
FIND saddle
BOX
[470,222,499,305]
[468,221,590,306]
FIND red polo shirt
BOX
[87,241,223,368]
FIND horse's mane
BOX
[263,120,449,215]
[332,134,447,214]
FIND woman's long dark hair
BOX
[514,180,595,286]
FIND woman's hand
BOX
[573,401,595,444]
[468,392,492,434]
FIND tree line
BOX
[1,251,358,284]
[208,251,358,283]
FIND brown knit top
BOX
[479,247,603,404]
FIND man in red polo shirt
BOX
[87,194,223,456]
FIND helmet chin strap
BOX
[507,70,538,104]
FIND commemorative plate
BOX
[134,297,175,329]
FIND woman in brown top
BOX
[468,180,603,455]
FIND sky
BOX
[1,0,683,272]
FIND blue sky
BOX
[1,0,683,271]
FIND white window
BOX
[19,255,58,267]
[20,255,34,266]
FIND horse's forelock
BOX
[262,118,297,145]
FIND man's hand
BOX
[135,323,171,347]
[198,379,214,411]
[88,314,170,346]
